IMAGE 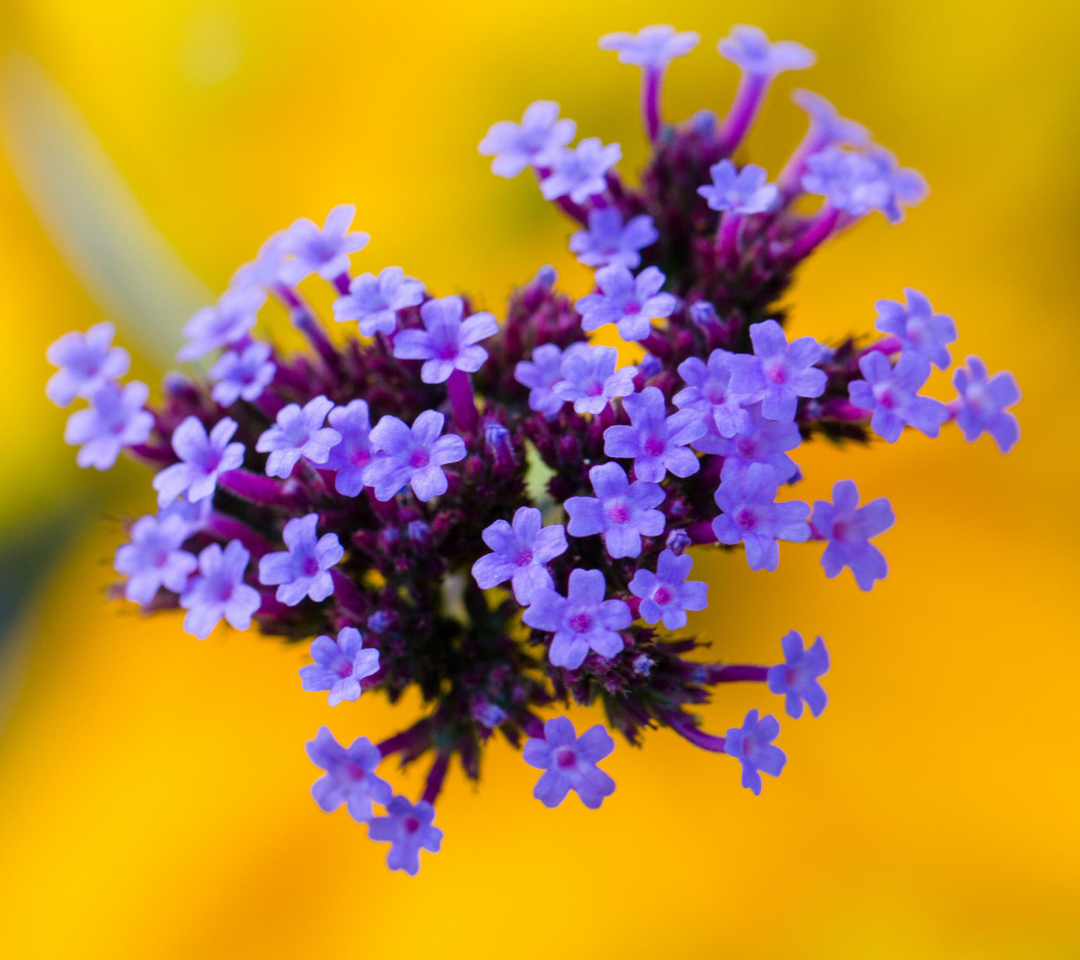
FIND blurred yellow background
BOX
[1,0,1078,957]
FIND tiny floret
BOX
[875,288,957,370]
[478,100,576,178]
[393,295,498,384]
[791,89,870,148]
[575,265,676,342]
[114,513,198,606]
[324,399,373,496]
[256,395,342,478]
[674,349,754,445]
[712,403,802,483]
[334,266,425,337]
[728,319,827,423]
[258,513,344,606]
[568,208,659,269]
[46,322,130,407]
[367,796,444,876]
[553,345,638,415]
[801,147,892,219]
[712,463,810,571]
[153,416,245,506]
[540,138,622,204]
[472,506,568,603]
[522,716,616,808]
[629,549,709,630]
[717,25,815,77]
[866,147,928,224]
[306,727,392,821]
[767,632,829,719]
[180,540,261,639]
[362,410,467,502]
[564,462,666,560]
[951,356,1021,454]
[724,708,787,795]
[209,342,276,406]
[598,25,700,68]
[178,286,265,361]
[64,381,154,470]
[848,352,949,443]
[514,342,573,417]
[811,479,895,591]
[697,160,778,214]
[603,385,705,481]
[278,204,370,285]
[300,628,381,706]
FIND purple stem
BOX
[860,336,903,358]
[717,73,769,156]
[718,211,742,267]
[421,752,451,805]
[703,664,770,684]
[787,206,840,260]
[378,723,430,760]
[663,710,728,753]
[517,712,546,739]
[332,272,352,297]
[272,283,342,375]
[686,521,717,544]
[642,66,663,141]
[206,513,276,558]
[816,398,871,422]
[777,128,828,201]
[446,368,478,433]
[218,469,289,506]
[330,568,365,617]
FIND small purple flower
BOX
[629,549,709,630]
[865,146,928,224]
[568,208,659,269]
[522,568,631,669]
[713,403,802,484]
[362,410,467,502]
[209,342,276,406]
[472,506,568,603]
[540,138,622,204]
[768,632,830,719]
[367,796,443,876]
[392,295,499,384]
[575,265,676,342]
[114,513,198,606]
[812,479,895,591]
[177,286,265,361]
[875,288,957,370]
[728,319,827,423]
[674,349,754,447]
[514,342,572,417]
[306,726,393,822]
[46,322,130,407]
[157,495,212,537]
[712,462,811,572]
[324,400,373,497]
[333,266,425,336]
[951,356,1021,454]
[553,345,638,415]
[278,204,370,285]
[718,25,815,77]
[791,89,870,149]
[724,709,786,795]
[522,716,616,809]
[179,539,261,639]
[299,628,381,706]
[848,352,949,443]
[258,513,344,606]
[152,416,245,506]
[256,395,342,478]
[598,24,699,68]
[801,147,891,218]
[478,100,576,178]
[603,385,704,481]
[229,230,287,292]
[697,160,778,214]
[564,462,666,560]
[64,380,154,470]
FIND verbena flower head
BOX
[49,21,1020,875]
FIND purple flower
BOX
[229,230,287,292]
[478,100,576,178]
[951,356,1021,454]
[514,342,572,417]
[598,24,699,68]
[367,796,443,876]
[362,410,467,502]
[674,349,755,447]
[522,568,631,669]
[791,89,870,149]
[568,208,659,269]
[712,462,811,571]
[471,506,568,603]
[324,400,373,496]
[848,352,949,443]
[812,479,895,591]
[553,345,638,415]
[865,146,928,224]
[179,539,261,639]
[64,381,154,470]
[299,627,381,706]
[712,403,802,484]
[209,342,276,406]
[157,495,212,537]
[875,288,957,370]
[306,726,392,822]
[392,295,499,384]
[256,395,342,478]
[278,204,370,285]
[258,513,344,606]
[114,513,198,606]
[697,160,778,214]
[768,632,829,719]
[575,265,676,342]
[564,462,666,560]
[724,708,786,795]
[152,416,245,506]
[540,138,622,204]
[628,549,709,630]
[801,147,891,218]
[728,319,827,423]
[177,286,265,361]
[717,25,815,77]
[522,716,616,809]
[603,385,704,481]
[46,322,130,407]
[333,266,425,337]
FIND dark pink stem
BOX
[686,521,717,544]
[642,66,663,141]
[718,211,742,267]
[219,469,288,506]
[788,207,840,260]
[206,513,276,558]
[717,73,768,155]
[860,336,903,358]
[421,752,451,805]
[447,368,478,433]
[332,272,352,297]
[663,710,727,753]
[703,664,770,684]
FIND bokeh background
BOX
[0,1,1078,957]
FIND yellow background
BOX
[1,1,1078,957]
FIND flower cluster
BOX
[47,23,1020,875]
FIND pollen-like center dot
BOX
[832,519,852,541]
[344,762,366,781]
[735,506,757,530]
[301,556,321,577]
[337,662,354,678]
[110,419,126,435]
[766,363,788,385]
[624,299,642,314]
[608,504,630,524]
[153,551,169,568]
[409,449,431,468]
[554,747,577,769]
[705,386,727,404]
[352,449,370,467]
[403,816,421,834]
[515,548,534,567]
[878,388,897,410]
[735,438,756,457]
[653,586,672,605]
[570,612,593,633]
[643,437,665,457]
[586,380,605,396]
[213,580,234,603]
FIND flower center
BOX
[301,556,321,577]
[878,387,898,410]
[403,816,421,834]
[344,762,367,781]
[337,662,354,678]
[570,612,593,633]
[653,586,672,606]
[586,379,605,397]
[766,363,788,385]
[153,550,170,568]
[643,436,665,457]
[608,504,630,524]
[409,449,431,469]
[515,548,534,567]
[735,506,757,531]
[735,437,756,458]
[555,747,578,769]
[624,299,642,315]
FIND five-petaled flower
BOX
[306,727,393,821]
[951,356,1021,454]
[628,548,709,630]
[177,286,265,361]
[209,342,276,406]
[114,512,198,606]
[718,24,815,76]
[724,708,787,795]
[478,100,576,178]
[514,342,574,417]
[848,351,949,443]
[674,349,754,447]
[472,507,568,603]
[334,266,425,337]
[875,288,957,370]
[278,204,370,285]
[180,540,261,639]
[698,160,778,214]
[575,265,676,342]
[522,717,616,809]
[256,395,342,478]
[728,320,827,423]
[64,380,154,470]
[811,479,895,591]
[300,628,381,706]
[791,89,870,150]
[324,400,373,496]
[865,147,929,224]
[598,25,699,68]
[767,631,830,719]
[564,462,666,560]
[568,208,659,269]
[553,345,638,415]
[523,568,632,669]
[392,295,499,384]
[712,403,802,484]
[367,796,443,876]
[258,513,344,606]
[801,147,894,219]
[46,322,130,407]
[540,137,622,204]
[603,385,705,481]
[362,410,467,502]
[152,416,245,506]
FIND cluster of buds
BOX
[47,24,1020,875]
